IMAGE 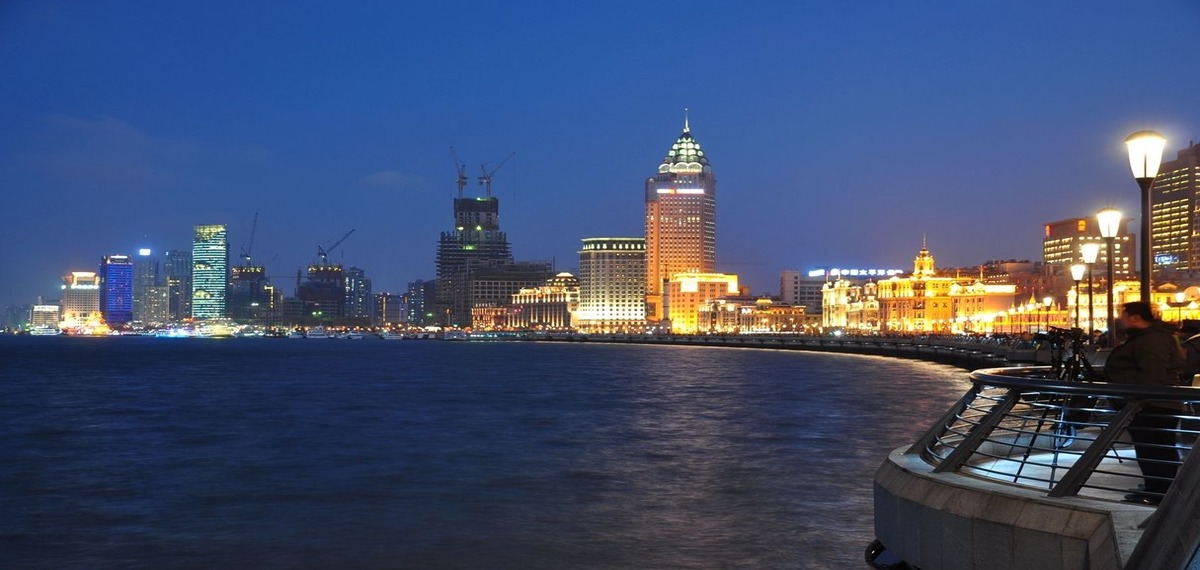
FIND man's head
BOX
[1120,301,1156,330]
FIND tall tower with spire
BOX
[644,111,717,324]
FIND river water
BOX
[1,337,971,569]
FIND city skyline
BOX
[3,2,1200,309]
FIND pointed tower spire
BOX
[683,107,690,133]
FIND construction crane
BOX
[478,151,515,197]
[450,146,469,198]
[240,212,258,267]
[317,229,356,266]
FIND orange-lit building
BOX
[665,272,739,334]
[645,116,716,325]
[876,245,1018,334]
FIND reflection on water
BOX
[0,338,969,569]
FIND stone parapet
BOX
[873,448,1154,569]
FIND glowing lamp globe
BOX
[1070,264,1086,282]
[1080,242,1101,264]
[1125,130,1166,180]
[1097,209,1123,239]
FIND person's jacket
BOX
[1104,322,1184,387]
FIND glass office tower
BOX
[191,224,229,319]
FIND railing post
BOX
[1047,400,1144,498]
[933,389,1023,473]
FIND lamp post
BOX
[1176,292,1186,323]
[1125,130,1167,301]
[1081,242,1101,335]
[1043,296,1053,331]
[1098,208,1123,347]
[1070,264,1086,329]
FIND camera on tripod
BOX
[1034,326,1086,347]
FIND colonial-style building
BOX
[822,279,880,333]
[508,273,580,330]
[698,297,813,334]
[876,244,1017,334]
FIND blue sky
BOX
[3,1,1199,307]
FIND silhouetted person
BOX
[1103,301,1184,505]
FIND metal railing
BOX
[908,367,1200,503]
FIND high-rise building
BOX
[30,304,60,329]
[228,265,277,325]
[576,237,646,333]
[645,116,716,324]
[436,192,514,327]
[298,265,345,325]
[344,266,372,323]
[1150,141,1200,272]
[133,248,170,325]
[191,224,228,319]
[60,271,101,327]
[1043,217,1134,278]
[164,249,192,322]
[405,279,436,325]
[374,292,408,327]
[99,255,134,326]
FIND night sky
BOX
[3,1,1199,308]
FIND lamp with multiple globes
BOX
[1125,130,1166,302]
[1070,264,1086,329]
[1098,208,1123,347]
[1081,242,1101,335]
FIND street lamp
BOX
[1070,264,1086,329]
[1043,296,1053,331]
[1081,242,1101,336]
[1125,130,1167,301]
[1176,292,1186,323]
[1098,207,1123,347]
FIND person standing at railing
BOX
[1103,301,1185,505]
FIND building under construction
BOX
[435,150,520,328]
[436,196,514,327]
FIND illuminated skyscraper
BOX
[191,224,228,319]
[1150,142,1200,271]
[60,271,100,326]
[100,254,134,326]
[577,237,646,332]
[644,115,716,324]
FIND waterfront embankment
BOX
[536,334,1051,370]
